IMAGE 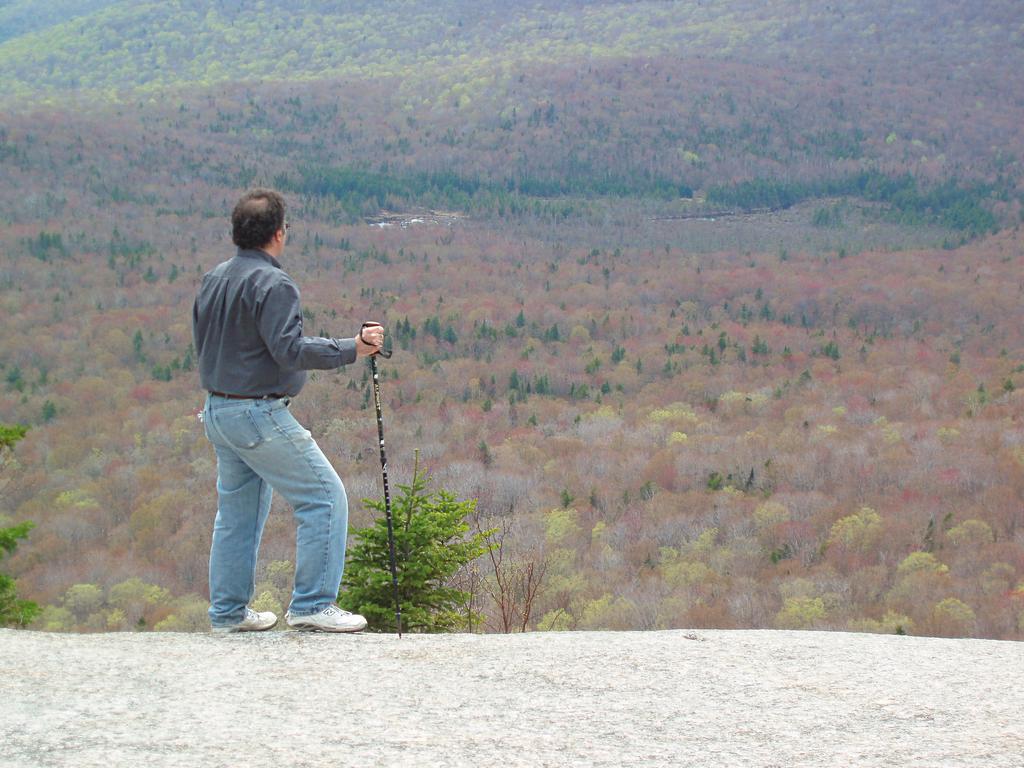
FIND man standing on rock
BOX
[193,188,383,633]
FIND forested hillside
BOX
[1,0,1023,637]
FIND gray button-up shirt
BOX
[192,249,356,397]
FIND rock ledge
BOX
[2,628,1021,767]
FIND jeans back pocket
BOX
[211,406,265,450]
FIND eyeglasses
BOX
[283,220,291,231]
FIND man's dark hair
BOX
[231,188,286,250]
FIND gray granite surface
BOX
[1,628,1021,767]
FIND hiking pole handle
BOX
[361,322,392,359]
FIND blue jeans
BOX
[202,394,348,628]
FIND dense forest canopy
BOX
[1,0,1023,637]
[1,1,1022,108]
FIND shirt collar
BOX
[237,248,282,269]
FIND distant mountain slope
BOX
[0,0,1020,104]
[0,0,119,43]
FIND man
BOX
[193,188,383,633]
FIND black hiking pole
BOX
[362,323,402,637]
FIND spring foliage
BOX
[1,1,1024,639]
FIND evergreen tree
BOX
[341,462,492,632]
[1,424,37,628]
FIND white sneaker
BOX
[286,605,367,633]
[212,607,278,633]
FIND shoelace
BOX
[322,606,352,618]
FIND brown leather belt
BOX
[209,391,288,400]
